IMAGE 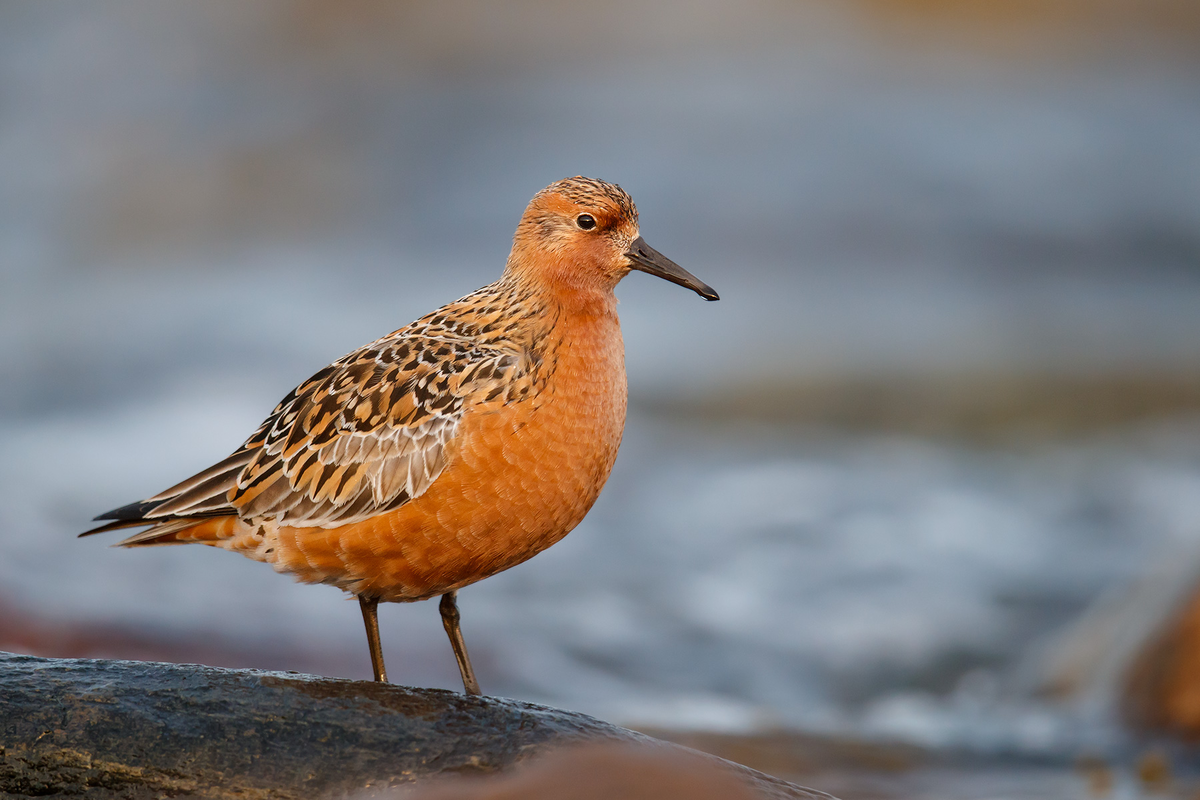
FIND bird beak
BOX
[625,237,719,301]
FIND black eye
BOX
[576,214,597,231]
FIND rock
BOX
[399,743,765,800]
[0,652,831,799]
[1123,577,1200,739]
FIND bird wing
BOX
[93,329,535,533]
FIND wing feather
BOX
[226,333,531,527]
[88,295,543,538]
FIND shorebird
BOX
[83,177,717,694]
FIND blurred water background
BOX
[3,2,1200,796]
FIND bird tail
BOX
[81,449,254,546]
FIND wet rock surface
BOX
[0,652,829,799]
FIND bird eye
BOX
[576,214,597,231]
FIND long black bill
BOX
[625,236,719,301]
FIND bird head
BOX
[507,177,718,305]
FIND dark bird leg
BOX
[359,595,388,683]
[439,591,481,695]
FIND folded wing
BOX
[86,330,533,542]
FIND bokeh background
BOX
[4,2,1200,796]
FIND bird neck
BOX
[500,258,619,323]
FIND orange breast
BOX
[268,313,627,601]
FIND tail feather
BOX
[84,449,254,542]
[79,518,157,538]
[115,518,215,547]
[93,499,162,523]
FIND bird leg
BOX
[359,595,388,683]
[439,591,481,695]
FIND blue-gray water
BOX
[3,2,1200,784]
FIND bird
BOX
[82,176,718,695]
